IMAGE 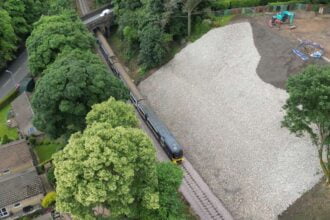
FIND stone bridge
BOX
[81,3,114,34]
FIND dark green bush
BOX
[0,88,18,109]
[47,166,56,186]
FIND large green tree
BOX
[31,49,128,138]
[22,0,49,27]
[1,0,29,40]
[26,12,94,76]
[53,123,159,219]
[0,9,17,70]
[183,0,203,37]
[139,23,168,69]
[282,65,330,183]
[86,97,138,128]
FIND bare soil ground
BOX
[253,11,330,56]
[249,14,327,89]
[279,178,330,220]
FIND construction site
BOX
[138,8,330,220]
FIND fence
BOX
[212,3,329,16]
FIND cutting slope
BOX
[139,22,321,220]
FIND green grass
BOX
[34,143,62,163]
[0,104,18,141]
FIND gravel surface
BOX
[139,22,322,220]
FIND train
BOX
[96,31,183,164]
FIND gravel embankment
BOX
[138,22,321,220]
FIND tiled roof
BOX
[0,140,32,172]
[0,168,44,207]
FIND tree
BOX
[49,0,74,15]
[282,65,330,183]
[21,0,49,27]
[0,9,17,70]
[53,123,159,219]
[26,12,94,76]
[31,49,128,138]
[86,97,138,128]
[1,0,29,40]
[155,162,185,220]
[183,0,203,37]
[139,23,168,69]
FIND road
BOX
[0,50,29,99]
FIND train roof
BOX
[138,101,182,154]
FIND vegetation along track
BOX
[77,0,233,219]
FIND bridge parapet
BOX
[81,3,114,32]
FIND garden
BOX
[0,103,18,145]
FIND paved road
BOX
[0,50,29,99]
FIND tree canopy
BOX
[112,0,185,69]
[0,9,17,70]
[1,0,29,40]
[31,49,128,138]
[26,12,95,76]
[53,123,159,219]
[86,97,138,128]
[155,162,185,220]
[0,0,49,71]
[282,65,330,183]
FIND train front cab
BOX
[172,152,183,164]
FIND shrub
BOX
[47,166,56,186]
[41,191,56,208]
[0,88,18,109]
[1,134,11,145]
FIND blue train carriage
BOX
[131,95,183,164]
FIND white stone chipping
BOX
[139,22,322,220]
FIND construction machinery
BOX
[269,11,296,29]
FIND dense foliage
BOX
[155,162,185,220]
[0,0,49,71]
[282,65,330,183]
[53,123,159,219]
[86,97,138,128]
[113,0,186,69]
[31,49,128,138]
[0,9,17,70]
[49,0,75,14]
[26,12,95,76]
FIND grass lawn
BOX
[34,143,62,163]
[0,104,18,141]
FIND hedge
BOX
[210,0,328,10]
[0,89,18,109]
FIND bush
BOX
[0,88,18,109]
[47,166,56,186]
[41,192,56,208]
[28,136,37,146]
[1,134,11,145]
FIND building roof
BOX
[0,140,33,173]
[11,92,42,137]
[0,168,44,207]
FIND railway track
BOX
[77,1,233,219]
